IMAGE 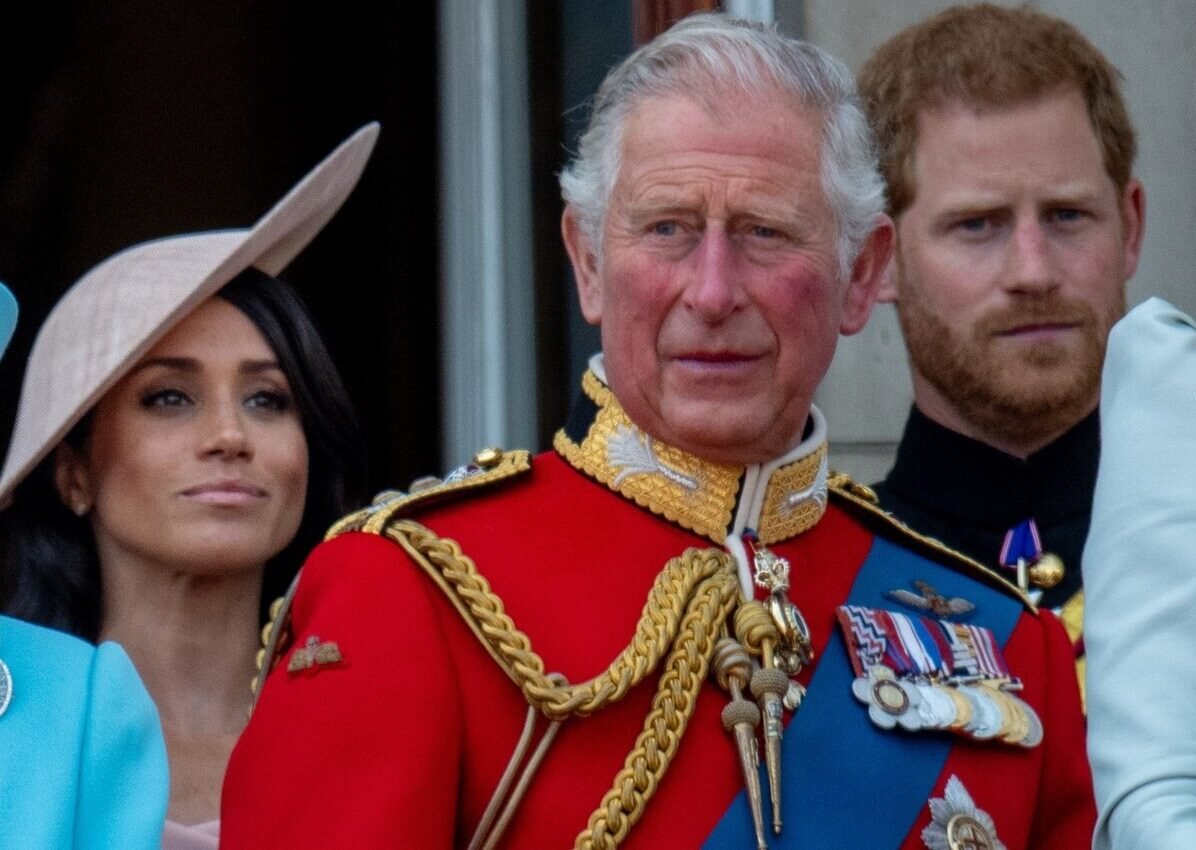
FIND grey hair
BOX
[559,13,886,279]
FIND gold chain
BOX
[384,520,741,849]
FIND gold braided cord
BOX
[387,519,734,721]
[379,519,741,849]
[732,600,780,657]
[576,559,739,850]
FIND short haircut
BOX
[858,3,1136,217]
[559,12,886,279]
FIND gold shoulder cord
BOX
[249,518,736,850]
[251,448,743,849]
[388,519,740,850]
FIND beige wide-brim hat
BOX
[0,122,380,507]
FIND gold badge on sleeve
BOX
[287,635,344,674]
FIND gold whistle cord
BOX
[383,520,741,850]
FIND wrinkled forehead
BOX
[625,69,820,137]
[615,85,825,180]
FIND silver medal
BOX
[1013,694,1044,748]
[960,685,1002,740]
[915,682,956,729]
[852,666,923,731]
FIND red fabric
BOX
[221,452,1094,848]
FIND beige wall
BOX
[779,0,1196,482]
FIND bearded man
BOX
[860,4,1145,697]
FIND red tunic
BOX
[222,449,1093,848]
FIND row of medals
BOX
[857,665,1043,748]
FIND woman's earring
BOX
[71,496,91,517]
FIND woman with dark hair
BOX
[0,124,377,847]
[1,268,366,638]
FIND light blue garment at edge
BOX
[0,615,168,848]
[1085,297,1196,850]
[0,283,16,356]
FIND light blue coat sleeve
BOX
[0,617,167,849]
[76,641,170,849]
[1085,297,1196,850]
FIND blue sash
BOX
[703,537,1023,848]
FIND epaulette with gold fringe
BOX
[326,447,532,539]
[826,471,1037,613]
[250,447,532,709]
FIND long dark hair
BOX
[0,267,367,640]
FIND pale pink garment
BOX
[163,819,220,850]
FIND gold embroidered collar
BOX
[554,367,829,548]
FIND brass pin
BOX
[751,661,788,834]
[713,638,768,850]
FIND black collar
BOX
[881,407,1099,532]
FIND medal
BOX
[999,519,1041,590]
[959,685,1002,740]
[837,604,1042,749]
[852,665,924,731]
[915,682,957,730]
[923,775,1007,850]
[1000,519,1065,592]
[998,687,1043,748]
[942,685,973,732]
[1018,700,1045,748]
[988,688,1023,743]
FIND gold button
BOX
[1028,553,1065,589]
[850,482,879,503]
[474,446,504,468]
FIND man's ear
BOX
[562,205,603,325]
[54,443,93,517]
[1119,178,1146,280]
[840,214,895,335]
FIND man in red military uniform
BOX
[222,14,1094,848]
